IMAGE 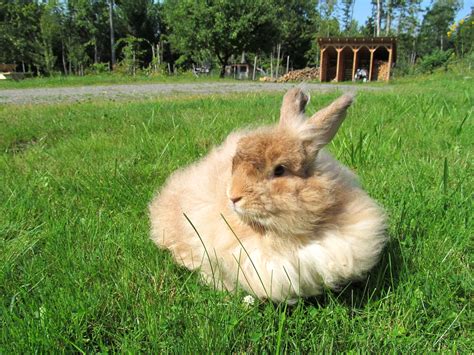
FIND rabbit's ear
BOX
[306,93,354,150]
[279,88,310,127]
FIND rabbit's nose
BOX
[230,196,242,204]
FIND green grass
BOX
[0,72,231,89]
[0,71,390,90]
[1,73,472,352]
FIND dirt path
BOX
[0,82,386,105]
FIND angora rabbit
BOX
[149,88,387,303]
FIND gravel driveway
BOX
[0,82,386,105]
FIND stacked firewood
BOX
[0,64,17,72]
[376,61,390,81]
[259,76,276,82]
[277,67,320,82]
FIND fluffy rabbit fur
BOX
[149,88,387,303]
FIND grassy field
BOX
[0,72,389,90]
[0,72,232,90]
[1,73,472,352]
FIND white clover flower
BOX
[242,295,255,306]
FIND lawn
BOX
[0,72,230,90]
[1,73,472,352]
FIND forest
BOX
[0,0,472,77]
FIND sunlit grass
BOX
[0,72,231,89]
[0,74,472,352]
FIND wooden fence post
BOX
[253,56,257,80]
[270,52,273,79]
[276,43,281,79]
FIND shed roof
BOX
[318,37,397,63]
[318,37,396,45]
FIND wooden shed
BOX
[318,37,396,82]
[225,63,255,80]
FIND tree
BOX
[109,0,116,66]
[0,0,467,76]
[340,0,355,33]
[376,0,382,36]
[115,35,146,75]
[319,0,338,36]
[361,13,376,36]
[81,0,110,64]
[31,2,62,75]
[449,10,474,58]
[395,0,422,66]
[0,2,42,71]
[163,0,279,77]
[385,0,394,34]
[418,0,461,55]
[116,0,162,66]
[117,0,160,40]
[274,0,319,69]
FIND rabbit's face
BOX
[228,128,337,235]
[227,88,354,235]
[229,129,306,220]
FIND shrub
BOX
[88,62,110,74]
[417,49,453,74]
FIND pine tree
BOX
[340,0,354,33]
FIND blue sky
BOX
[352,0,473,26]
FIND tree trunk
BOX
[151,44,156,72]
[94,39,98,64]
[218,54,229,78]
[253,56,257,80]
[158,44,161,72]
[396,7,404,35]
[376,0,381,37]
[270,51,273,79]
[160,41,164,65]
[43,39,55,75]
[157,43,161,66]
[411,39,416,66]
[276,43,281,79]
[61,41,68,75]
[350,0,355,25]
[220,63,226,78]
[109,0,116,69]
[386,2,392,35]
[132,51,136,76]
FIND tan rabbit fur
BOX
[149,88,387,302]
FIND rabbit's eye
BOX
[273,165,285,177]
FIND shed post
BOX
[319,47,326,82]
[369,47,376,81]
[336,47,344,82]
[351,47,359,81]
[387,46,393,81]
